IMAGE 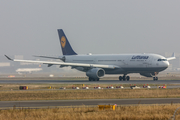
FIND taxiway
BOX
[0,98,179,109]
[0,80,180,84]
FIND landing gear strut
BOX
[89,77,99,81]
[153,77,158,81]
[119,75,130,81]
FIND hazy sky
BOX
[1,0,180,57]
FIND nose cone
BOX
[163,61,169,68]
[158,61,169,71]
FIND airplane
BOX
[5,29,176,81]
[16,68,42,74]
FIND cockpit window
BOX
[157,59,167,61]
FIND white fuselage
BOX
[64,53,169,75]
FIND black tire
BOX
[156,77,158,81]
[119,76,122,81]
[123,76,126,81]
[97,78,99,81]
[89,77,93,81]
[153,77,156,81]
[127,76,130,81]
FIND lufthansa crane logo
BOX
[61,36,66,48]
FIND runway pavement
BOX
[0,80,180,84]
[0,98,179,109]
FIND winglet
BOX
[4,55,13,61]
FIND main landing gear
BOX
[119,75,130,81]
[153,77,158,81]
[89,77,99,81]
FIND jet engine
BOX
[86,68,105,79]
[140,72,159,77]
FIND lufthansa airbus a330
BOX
[5,29,175,81]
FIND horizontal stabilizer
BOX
[33,55,65,62]
[167,52,176,61]
[33,55,61,59]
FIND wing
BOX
[5,55,119,69]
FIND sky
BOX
[0,0,180,58]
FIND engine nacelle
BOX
[140,72,159,77]
[86,68,105,79]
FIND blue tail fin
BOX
[57,29,77,55]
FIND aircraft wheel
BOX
[89,77,93,81]
[97,78,99,81]
[153,77,158,81]
[123,76,126,81]
[127,76,130,81]
[119,76,122,81]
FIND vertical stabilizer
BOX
[57,29,77,55]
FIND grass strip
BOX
[0,88,180,101]
[0,104,180,120]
